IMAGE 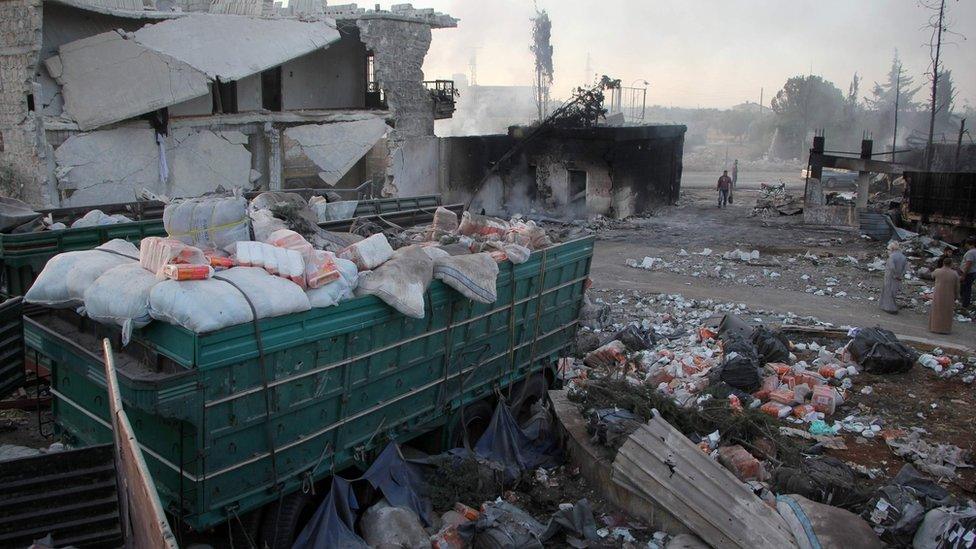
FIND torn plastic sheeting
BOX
[360,442,432,527]
[292,476,369,549]
[913,505,976,549]
[751,326,791,364]
[473,401,560,483]
[847,327,917,374]
[539,499,601,546]
[459,500,545,549]
[0,197,41,233]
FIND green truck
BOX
[16,231,594,546]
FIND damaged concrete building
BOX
[418,124,686,220]
[0,0,457,207]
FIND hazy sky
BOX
[418,0,975,110]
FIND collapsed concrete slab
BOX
[133,14,341,82]
[44,31,211,131]
[54,127,252,207]
[282,118,387,186]
[46,14,342,130]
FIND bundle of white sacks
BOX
[24,197,517,342]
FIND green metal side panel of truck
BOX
[1,195,442,297]
[25,236,594,531]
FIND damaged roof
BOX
[45,14,342,130]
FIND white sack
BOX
[434,253,499,304]
[25,239,139,308]
[163,195,249,251]
[83,263,159,344]
[355,245,434,318]
[306,256,359,308]
[149,266,310,333]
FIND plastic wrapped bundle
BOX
[234,241,306,287]
[83,263,158,344]
[163,195,249,251]
[307,256,359,308]
[506,220,551,250]
[266,229,314,257]
[139,236,207,278]
[305,250,341,289]
[338,233,394,271]
[458,211,509,238]
[25,239,139,308]
[149,266,311,333]
[429,207,459,238]
[70,209,133,228]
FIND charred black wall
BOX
[438,124,685,219]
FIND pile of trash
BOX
[750,182,802,217]
[563,290,976,547]
[24,190,557,341]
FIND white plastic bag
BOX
[70,209,133,228]
[307,256,359,307]
[25,239,139,308]
[149,266,310,333]
[83,263,158,344]
[163,195,249,251]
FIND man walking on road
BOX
[717,170,733,208]
[960,237,976,310]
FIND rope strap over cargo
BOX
[212,273,282,493]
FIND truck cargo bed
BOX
[25,235,594,531]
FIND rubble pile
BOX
[750,182,803,217]
[561,288,976,548]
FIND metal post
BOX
[956,118,966,170]
[892,67,900,162]
[857,139,872,209]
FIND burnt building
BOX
[431,124,686,219]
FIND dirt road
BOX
[588,178,976,349]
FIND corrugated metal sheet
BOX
[904,171,976,224]
[0,445,122,548]
[612,412,798,549]
[0,297,24,400]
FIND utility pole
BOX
[892,66,900,162]
[926,0,946,170]
[759,87,763,116]
[956,118,967,170]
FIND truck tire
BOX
[259,490,316,549]
[449,399,493,449]
[508,373,547,424]
[228,508,262,549]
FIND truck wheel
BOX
[259,490,316,549]
[449,399,493,449]
[228,508,262,549]
[508,374,547,424]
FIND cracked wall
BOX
[54,126,254,206]
[357,18,435,196]
[0,0,49,205]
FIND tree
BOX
[529,9,554,122]
[934,69,957,135]
[770,75,845,157]
[866,50,921,113]
[845,73,861,118]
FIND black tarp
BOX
[473,401,559,483]
[848,327,917,374]
[360,442,432,526]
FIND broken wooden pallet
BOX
[612,410,798,549]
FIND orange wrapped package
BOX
[769,387,796,405]
[792,404,816,419]
[162,264,214,281]
[760,401,792,418]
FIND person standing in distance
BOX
[717,170,732,208]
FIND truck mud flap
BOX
[0,296,24,400]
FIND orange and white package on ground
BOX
[162,264,214,281]
[457,211,510,238]
[139,236,207,279]
[266,228,314,257]
[305,250,341,289]
[760,401,793,419]
[207,254,236,270]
